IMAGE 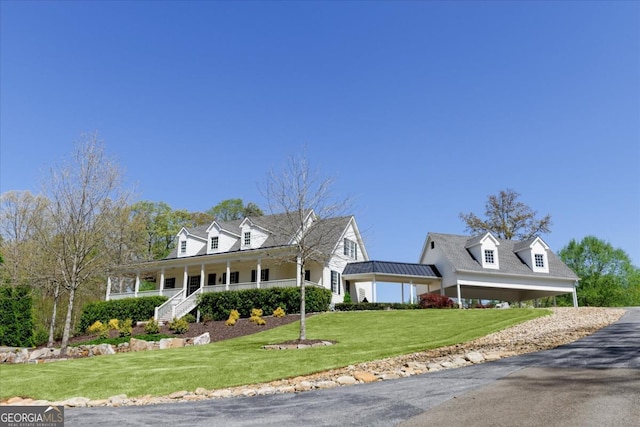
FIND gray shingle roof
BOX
[429,233,578,280]
[165,211,353,260]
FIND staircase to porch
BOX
[154,289,202,323]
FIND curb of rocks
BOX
[1,307,625,408]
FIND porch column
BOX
[183,266,188,298]
[401,283,405,304]
[159,269,165,296]
[572,283,579,307]
[410,281,414,304]
[134,273,140,297]
[225,261,230,291]
[372,274,377,303]
[200,264,205,291]
[106,276,112,301]
[456,282,462,308]
[256,259,261,289]
[296,256,302,287]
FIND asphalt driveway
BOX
[66,307,640,426]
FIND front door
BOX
[187,276,201,296]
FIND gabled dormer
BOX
[465,232,500,270]
[176,227,207,258]
[206,221,240,254]
[514,237,550,273]
[239,218,269,250]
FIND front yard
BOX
[0,309,547,401]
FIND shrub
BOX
[119,318,133,337]
[78,296,168,333]
[343,292,353,304]
[0,285,35,347]
[198,287,331,321]
[273,306,286,318]
[87,320,109,339]
[225,309,240,326]
[183,313,196,323]
[144,318,160,334]
[418,293,454,309]
[168,317,189,334]
[108,319,120,331]
[249,308,266,326]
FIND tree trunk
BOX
[299,280,306,341]
[47,282,60,347]
[60,286,76,355]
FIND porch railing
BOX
[109,287,182,301]
[154,290,184,322]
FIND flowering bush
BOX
[418,293,454,309]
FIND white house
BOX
[106,210,371,321]
[416,232,579,307]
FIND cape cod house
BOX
[342,232,579,307]
[106,210,371,321]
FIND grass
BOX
[0,309,548,401]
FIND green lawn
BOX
[0,309,548,401]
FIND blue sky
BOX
[1,1,638,301]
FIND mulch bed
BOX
[45,314,314,349]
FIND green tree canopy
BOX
[206,199,264,221]
[460,189,552,240]
[559,236,640,307]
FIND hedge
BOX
[77,296,168,333]
[197,287,332,321]
[334,302,420,311]
[0,285,35,347]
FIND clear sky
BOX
[1,1,638,302]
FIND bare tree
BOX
[41,133,130,354]
[262,152,350,340]
[459,189,552,240]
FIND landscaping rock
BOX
[159,338,185,349]
[62,397,91,407]
[129,338,152,352]
[465,351,485,363]
[168,391,188,399]
[353,371,378,383]
[336,376,357,385]
[192,332,211,346]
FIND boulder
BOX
[129,338,152,352]
[92,344,116,356]
[159,338,185,349]
[353,371,378,383]
[192,332,210,346]
[336,376,357,385]
[465,351,485,364]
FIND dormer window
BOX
[210,236,219,250]
[180,241,187,254]
[534,253,545,268]
[484,249,495,264]
[244,232,251,247]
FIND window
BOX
[535,254,545,268]
[343,238,358,259]
[431,241,435,249]
[210,236,219,250]
[180,241,187,254]
[331,270,341,294]
[304,269,311,281]
[244,232,251,246]
[484,249,495,264]
[164,278,176,289]
[251,269,270,282]
[223,271,240,284]
[207,273,217,286]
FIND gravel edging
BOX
[1,307,625,408]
